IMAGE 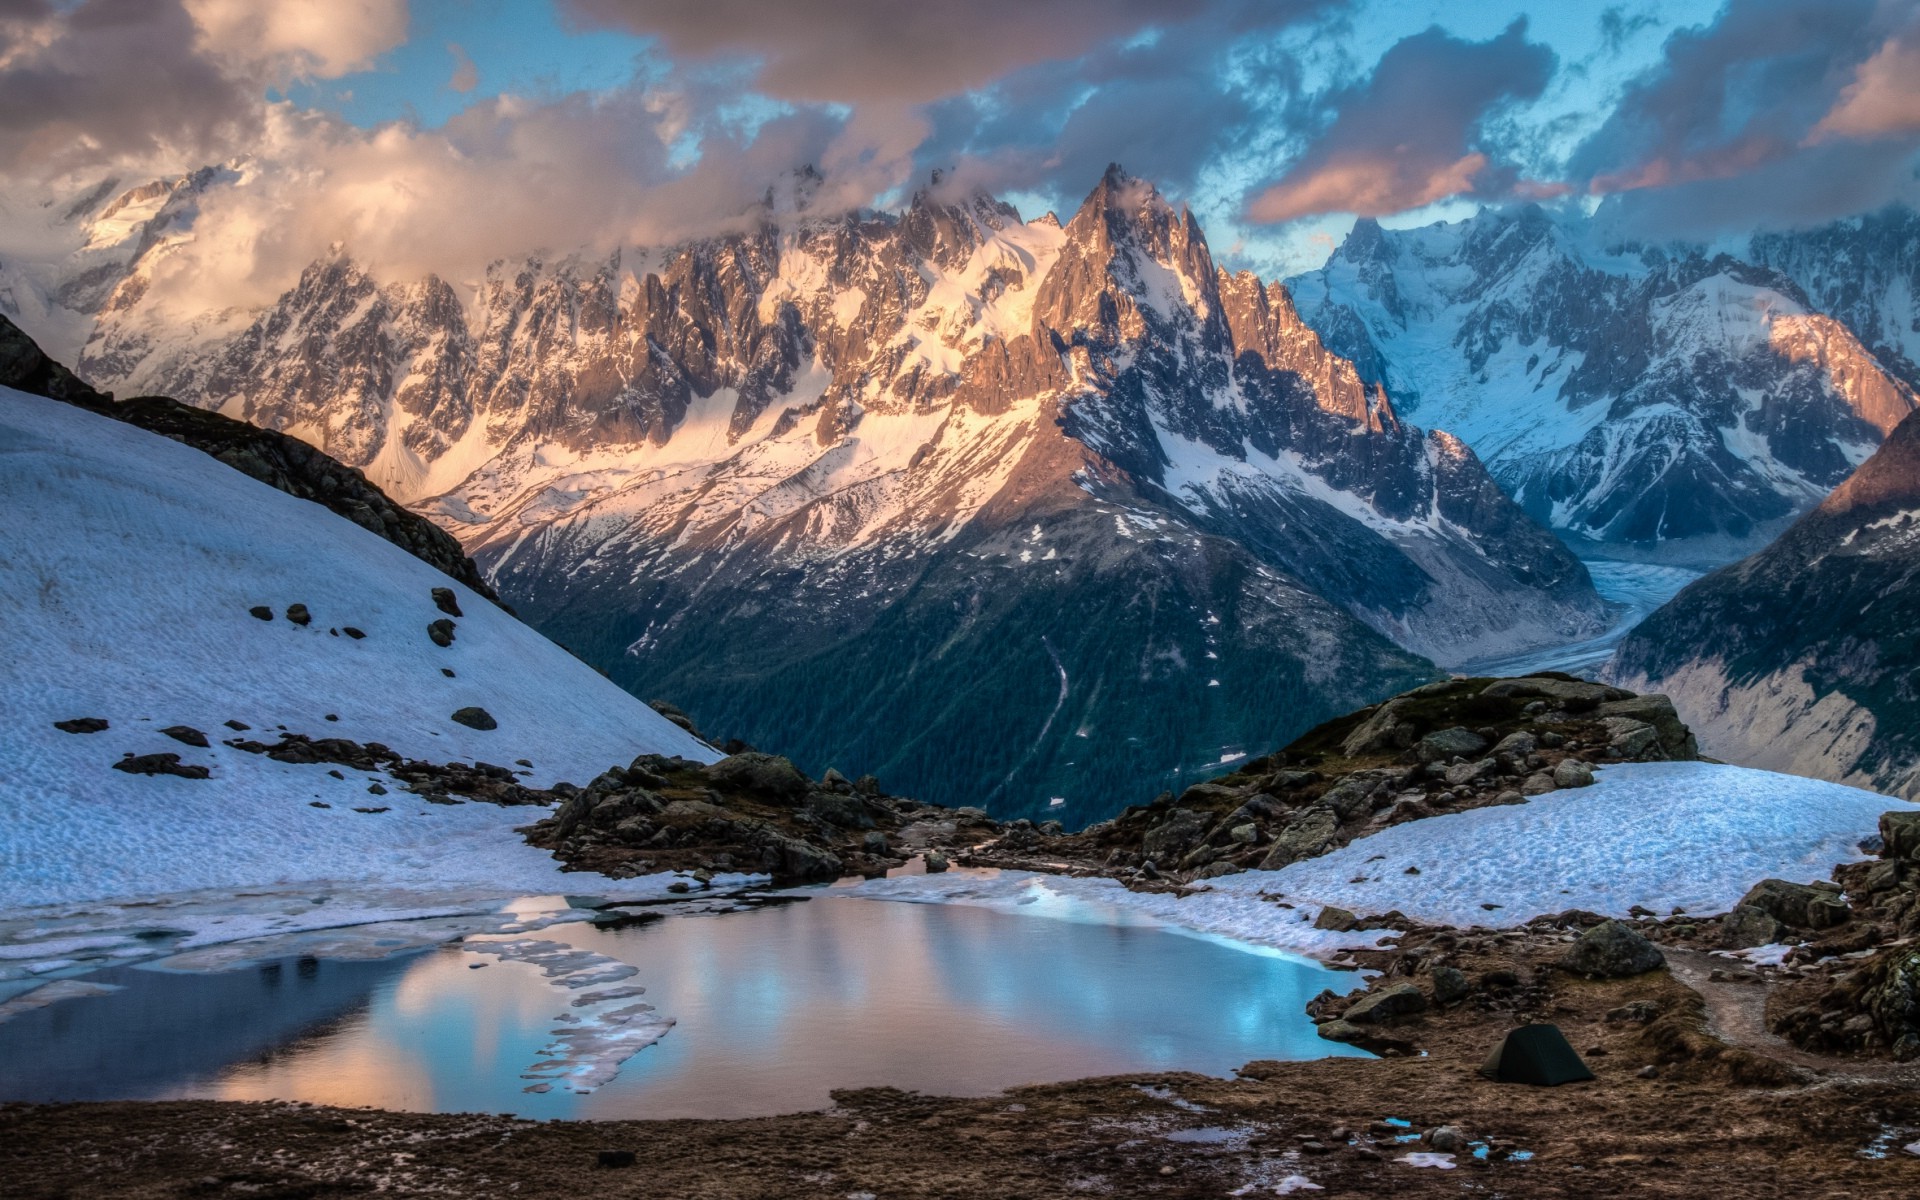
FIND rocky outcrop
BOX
[1613,408,1920,800]
[968,673,1697,882]
[0,315,500,602]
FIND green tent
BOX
[1480,1024,1595,1086]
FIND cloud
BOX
[556,0,1219,104]
[1598,6,1660,56]
[183,0,408,82]
[446,41,477,94]
[1242,20,1556,224]
[1811,9,1920,141]
[1571,0,1920,236]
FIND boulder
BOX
[1344,982,1428,1024]
[1316,1020,1364,1043]
[1142,808,1209,860]
[1721,904,1789,949]
[924,849,950,873]
[1738,879,1833,928]
[805,790,876,829]
[1492,731,1538,758]
[1521,773,1557,795]
[450,706,497,731]
[1883,810,1920,862]
[427,618,456,647]
[1431,965,1471,1005]
[53,717,109,734]
[1415,727,1489,764]
[431,587,464,618]
[1559,920,1664,977]
[1552,759,1595,789]
[1601,717,1660,759]
[1314,906,1359,932]
[1443,758,1498,788]
[1480,677,1627,707]
[1340,699,1419,757]
[160,725,209,748]
[705,752,810,803]
[1258,806,1339,870]
[1320,775,1380,821]
[1595,694,1698,760]
[284,603,312,626]
[759,834,843,882]
[112,752,210,780]
[1866,946,1920,1061]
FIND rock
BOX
[705,752,810,803]
[53,717,109,734]
[822,767,853,793]
[1444,758,1497,788]
[1314,906,1359,932]
[1316,1019,1364,1043]
[160,725,209,748]
[431,587,463,618]
[343,626,366,639]
[1228,822,1259,844]
[1425,1126,1468,1152]
[1192,860,1244,880]
[1320,775,1382,821]
[1416,727,1490,763]
[1258,807,1339,869]
[1491,789,1525,806]
[113,752,210,779]
[805,790,875,829]
[1344,982,1427,1024]
[427,618,456,647]
[759,834,843,882]
[285,603,312,626]
[667,881,692,894]
[1520,773,1557,795]
[1883,810,1920,862]
[367,783,387,795]
[1552,758,1595,788]
[450,706,497,731]
[854,774,882,796]
[1430,965,1470,1005]
[862,831,889,853]
[1600,717,1660,759]
[956,806,990,820]
[1339,699,1419,757]
[1722,904,1790,949]
[924,850,950,873]
[1738,878,1849,929]
[1481,677,1625,706]
[1866,947,1920,1060]
[1560,920,1665,977]
[248,605,273,621]
[1142,808,1209,860]
[1492,731,1538,757]
[1595,694,1698,760]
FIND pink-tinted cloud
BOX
[1244,20,1555,224]
[1812,13,1920,141]
[557,0,1215,104]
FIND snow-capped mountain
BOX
[1611,406,1920,801]
[1288,207,1918,561]
[1748,205,1920,395]
[4,165,1616,820]
[0,384,716,910]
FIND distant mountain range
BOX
[6,165,1917,818]
[1613,405,1920,800]
[1288,205,1917,560]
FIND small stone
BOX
[1430,965,1470,1005]
[285,603,312,626]
[667,881,692,894]
[1637,1065,1659,1079]
[924,849,951,873]
[343,627,366,640]
[324,713,339,722]
[442,668,456,677]
[248,605,273,621]
[309,801,330,809]
[53,717,109,734]
[450,706,497,731]
[224,720,249,731]
[1426,1126,1467,1152]
[431,587,464,618]
[1315,906,1359,932]
[367,783,388,795]
[327,769,344,780]
[427,618,457,647]
[353,806,390,814]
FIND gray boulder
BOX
[1258,806,1339,869]
[1142,808,1209,860]
[705,752,810,803]
[1721,903,1789,949]
[1552,758,1595,788]
[1560,920,1665,977]
[1416,727,1489,764]
[1344,982,1428,1024]
[1882,810,1920,862]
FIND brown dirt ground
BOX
[5,929,1920,1198]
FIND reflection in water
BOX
[0,896,1362,1119]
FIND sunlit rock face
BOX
[11,166,1618,821]
[1288,205,1919,560]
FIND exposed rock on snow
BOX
[0,387,714,913]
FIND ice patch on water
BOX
[1400,1152,1456,1169]
[463,937,674,1094]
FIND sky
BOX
[1,0,1916,300]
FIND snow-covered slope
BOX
[1288,207,1918,561]
[1612,407,1920,800]
[852,762,1905,953]
[0,388,715,910]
